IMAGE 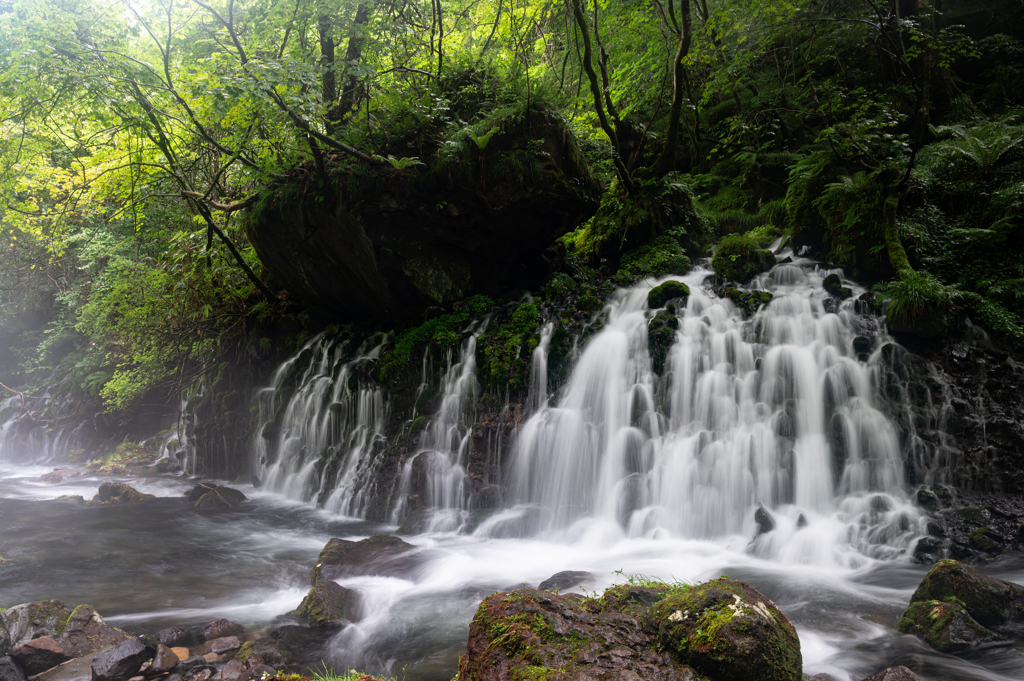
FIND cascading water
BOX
[255,333,390,517]
[507,256,922,564]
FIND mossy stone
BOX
[897,599,995,653]
[647,281,690,309]
[648,310,679,375]
[711,235,775,282]
[909,559,1024,628]
[822,274,853,300]
[968,527,1002,553]
[294,581,357,626]
[88,482,156,505]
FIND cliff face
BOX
[246,110,600,323]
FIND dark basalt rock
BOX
[458,579,800,681]
[898,599,996,652]
[10,637,68,676]
[154,628,189,648]
[186,483,246,508]
[88,483,155,506]
[754,505,776,536]
[648,310,679,375]
[197,620,244,643]
[822,273,853,300]
[146,645,179,676]
[58,605,128,657]
[90,637,155,681]
[246,111,600,323]
[537,571,593,592]
[309,534,416,585]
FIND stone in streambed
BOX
[195,637,240,657]
[90,637,155,681]
[754,505,776,536]
[643,578,802,681]
[172,657,213,680]
[59,605,129,657]
[234,665,275,681]
[218,660,244,681]
[647,281,689,310]
[88,483,155,506]
[197,620,243,643]
[169,649,189,664]
[144,645,178,676]
[907,559,1024,628]
[187,484,246,509]
[896,600,996,653]
[10,637,68,676]
[294,581,358,626]
[41,469,89,484]
[309,534,416,585]
[155,628,189,648]
[0,657,24,681]
[1,600,73,649]
[537,570,592,592]
[860,667,922,681]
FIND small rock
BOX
[197,637,240,657]
[187,670,213,681]
[219,659,244,681]
[754,505,775,535]
[897,600,995,652]
[235,665,275,681]
[860,667,922,681]
[198,620,243,643]
[294,582,357,626]
[128,676,144,681]
[797,513,808,529]
[10,637,68,676]
[169,648,190,663]
[172,657,210,677]
[146,645,179,676]
[88,483,156,506]
[0,657,25,681]
[91,637,155,681]
[537,571,592,592]
[202,654,220,664]
[155,628,189,648]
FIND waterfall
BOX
[506,260,922,564]
[255,333,390,517]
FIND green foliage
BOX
[744,224,784,248]
[478,302,543,390]
[711,235,775,282]
[614,237,691,285]
[377,295,495,386]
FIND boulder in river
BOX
[58,605,128,657]
[294,581,358,626]
[906,559,1024,628]
[91,638,155,681]
[187,483,246,509]
[537,570,592,593]
[1,600,72,649]
[457,578,801,681]
[88,483,155,506]
[9,636,68,676]
[897,600,996,652]
[860,667,922,681]
[309,534,416,585]
[197,620,244,643]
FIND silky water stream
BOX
[2,254,1024,681]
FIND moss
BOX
[25,600,72,638]
[477,302,542,390]
[408,416,429,437]
[897,600,993,653]
[614,236,692,285]
[86,442,158,474]
[235,640,255,664]
[744,224,784,248]
[542,273,578,300]
[647,281,690,310]
[822,274,853,300]
[711,235,775,282]
[969,527,1002,553]
[377,294,494,386]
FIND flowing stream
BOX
[3,253,1024,681]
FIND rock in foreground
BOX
[456,578,801,681]
[88,483,155,505]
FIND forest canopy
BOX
[2,0,1024,417]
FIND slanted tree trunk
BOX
[338,3,371,122]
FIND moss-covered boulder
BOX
[647,280,690,310]
[718,286,773,318]
[309,534,415,586]
[643,578,802,681]
[58,605,129,657]
[822,273,853,300]
[649,310,679,375]
[906,559,1024,628]
[711,235,775,282]
[614,236,692,284]
[896,599,996,653]
[293,581,358,626]
[456,578,800,681]
[87,483,155,506]
[190,484,247,509]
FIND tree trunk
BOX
[338,4,371,121]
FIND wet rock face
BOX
[457,579,801,681]
[10,636,68,676]
[90,637,155,681]
[246,112,600,323]
[197,620,244,643]
[294,581,358,626]
[897,600,995,652]
[58,605,128,657]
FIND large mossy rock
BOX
[711,235,775,283]
[246,108,600,322]
[642,578,802,681]
[309,534,416,586]
[187,483,247,509]
[456,579,800,681]
[896,600,995,653]
[1,600,72,650]
[293,581,358,626]
[907,559,1024,628]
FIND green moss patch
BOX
[478,302,542,390]
[711,235,775,282]
[647,281,690,310]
